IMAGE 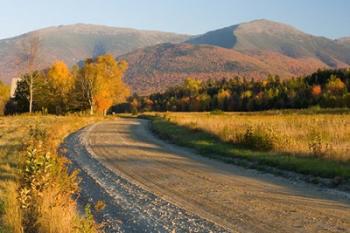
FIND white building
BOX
[10,78,21,98]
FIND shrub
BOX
[28,125,48,143]
[131,108,138,116]
[210,109,224,115]
[75,205,99,233]
[236,126,276,151]
[95,200,106,212]
[20,118,101,232]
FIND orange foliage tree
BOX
[311,85,322,97]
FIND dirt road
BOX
[63,118,350,233]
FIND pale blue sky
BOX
[0,0,349,39]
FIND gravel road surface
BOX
[62,118,350,233]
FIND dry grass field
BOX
[161,111,350,161]
[0,115,102,233]
[148,110,350,179]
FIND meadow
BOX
[149,109,350,180]
[0,115,102,233]
[160,110,350,160]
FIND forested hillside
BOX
[119,69,350,112]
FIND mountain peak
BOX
[187,19,306,50]
[237,19,304,35]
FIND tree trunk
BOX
[90,105,94,115]
[29,75,33,113]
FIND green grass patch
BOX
[149,116,350,180]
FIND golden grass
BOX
[161,111,350,161]
[0,115,103,233]
[37,186,78,233]
[1,182,22,233]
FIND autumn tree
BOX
[0,81,10,115]
[141,97,154,112]
[130,98,140,115]
[311,85,322,97]
[198,93,211,111]
[325,75,347,96]
[46,61,74,113]
[184,78,201,97]
[217,89,231,110]
[75,54,130,115]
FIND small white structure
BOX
[10,78,21,98]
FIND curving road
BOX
[63,118,350,233]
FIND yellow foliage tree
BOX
[77,54,130,115]
[218,89,231,109]
[184,78,201,97]
[325,75,347,96]
[0,80,10,115]
[46,61,74,113]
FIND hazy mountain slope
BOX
[120,43,328,94]
[0,24,189,83]
[188,19,350,67]
[336,37,350,49]
[1,20,349,95]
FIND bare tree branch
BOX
[18,33,41,113]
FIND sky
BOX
[0,0,349,39]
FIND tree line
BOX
[2,56,350,115]
[116,69,350,113]
[5,54,130,115]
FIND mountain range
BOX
[0,24,188,84]
[0,19,349,94]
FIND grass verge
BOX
[148,116,350,184]
[0,114,104,233]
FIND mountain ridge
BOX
[0,20,349,95]
[188,19,350,65]
[0,23,190,42]
[119,19,350,94]
[0,23,190,84]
